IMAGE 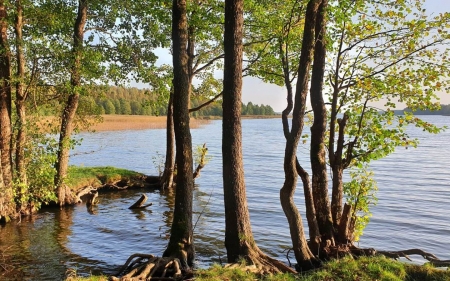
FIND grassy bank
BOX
[67,166,147,192]
[66,256,450,281]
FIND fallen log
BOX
[129,194,153,209]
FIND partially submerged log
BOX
[129,194,153,209]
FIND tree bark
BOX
[0,1,14,223]
[160,90,175,190]
[54,0,88,206]
[331,114,348,230]
[279,0,323,270]
[309,0,334,246]
[163,0,195,269]
[222,0,294,273]
[14,0,27,187]
[0,1,12,190]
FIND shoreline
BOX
[85,114,281,132]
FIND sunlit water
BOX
[1,116,449,280]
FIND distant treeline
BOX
[396,103,450,115]
[44,86,276,117]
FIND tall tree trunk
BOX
[54,0,87,206]
[280,0,322,270]
[222,0,294,273]
[14,0,27,186]
[309,0,334,246]
[160,90,175,190]
[163,0,195,268]
[0,1,15,223]
[331,114,348,231]
[0,1,12,190]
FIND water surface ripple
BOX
[1,116,448,280]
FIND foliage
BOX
[343,166,378,241]
[15,137,58,209]
[194,144,211,168]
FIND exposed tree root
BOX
[111,254,189,281]
[325,245,449,268]
[377,248,450,267]
[75,186,98,204]
[232,242,297,275]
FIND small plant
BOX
[343,165,378,241]
[152,151,165,177]
[194,143,211,167]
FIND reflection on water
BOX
[1,116,449,280]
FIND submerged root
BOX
[110,254,186,281]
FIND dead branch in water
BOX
[129,194,153,209]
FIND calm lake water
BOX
[1,116,449,280]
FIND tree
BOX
[13,0,27,187]
[54,0,88,206]
[0,1,15,223]
[162,0,195,268]
[246,0,450,263]
[221,0,294,273]
[325,0,450,244]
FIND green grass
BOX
[66,256,450,281]
[195,256,450,281]
[66,166,145,191]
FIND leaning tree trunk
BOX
[160,90,175,190]
[222,0,294,273]
[14,0,27,187]
[280,0,322,270]
[309,0,334,248]
[162,0,195,269]
[54,0,87,206]
[0,1,14,223]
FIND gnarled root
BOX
[110,254,187,281]
[226,243,296,275]
[377,249,450,267]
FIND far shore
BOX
[38,114,282,133]
[88,115,211,131]
[84,114,281,132]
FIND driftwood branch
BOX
[129,194,153,209]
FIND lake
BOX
[1,116,449,280]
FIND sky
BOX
[137,0,450,113]
[240,0,450,112]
